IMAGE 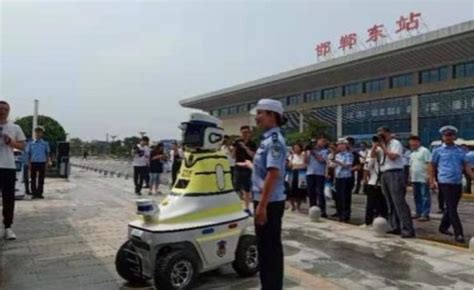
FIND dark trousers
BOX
[438,189,445,211]
[171,161,182,187]
[365,185,388,225]
[354,169,364,194]
[404,165,410,186]
[133,166,147,193]
[381,170,415,236]
[1,169,16,228]
[464,171,472,194]
[254,200,285,290]
[306,175,326,215]
[30,162,46,196]
[23,165,30,194]
[143,166,150,187]
[335,177,352,222]
[438,183,463,237]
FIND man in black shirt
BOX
[233,125,257,215]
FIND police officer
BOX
[251,99,287,290]
[26,126,51,199]
[430,126,474,244]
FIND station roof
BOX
[180,20,474,110]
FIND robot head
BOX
[180,113,224,151]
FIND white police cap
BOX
[251,99,284,116]
[336,138,348,145]
[35,126,45,132]
[439,125,458,134]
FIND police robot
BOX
[14,149,26,200]
[115,113,258,290]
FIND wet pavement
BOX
[1,159,473,290]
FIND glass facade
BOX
[390,73,413,88]
[322,87,342,99]
[454,61,474,79]
[305,106,338,139]
[208,64,471,123]
[343,83,362,96]
[419,87,474,144]
[420,66,449,84]
[342,97,411,136]
[364,78,385,93]
[304,90,321,102]
[288,95,301,106]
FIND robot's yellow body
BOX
[117,113,257,290]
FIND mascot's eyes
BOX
[209,133,222,144]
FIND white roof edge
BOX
[180,20,474,107]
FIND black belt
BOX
[382,169,403,173]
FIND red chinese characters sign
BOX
[339,33,357,51]
[396,12,421,33]
[367,24,385,43]
[314,12,423,58]
[315,41,331,57]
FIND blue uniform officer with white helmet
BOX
[251,98,287,290]
[430,125,474,244]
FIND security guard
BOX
[430,125,474,244]
[251,99,287,290]
[26,126,51,199]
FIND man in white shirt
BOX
[0,101,26,240]
[409,135,431,221]
[373,127,415,238]
[132,136,150,195]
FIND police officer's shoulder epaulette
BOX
[454,145,463,150]
[271,132,279,143]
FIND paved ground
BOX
[1,159,474,290]
[73,157,474,248]
[320,190,474,248]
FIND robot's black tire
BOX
[155,250,199,290]
[232,235,259,277]
[115,240,148,285]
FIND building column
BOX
[411,95,419,136]
[337,104,343,138]
[299,111,304,133]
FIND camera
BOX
[372,135,379,143]
[305,139,316,151]
[134,145,145,157]
[232,139,243,148]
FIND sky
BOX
[1,0,473,141]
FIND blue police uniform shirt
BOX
[431,144,467,184]
[251,127,287,203]
[27,139,50,163]
[466,151,474,167]
[307,148,329,176]
[335,151,353,179]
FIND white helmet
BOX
[180,113,224,151]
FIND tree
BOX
[15,115,67,154]
[69,137,84,156]
[285,118,333,145]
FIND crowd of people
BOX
[130,137,184,196]
[3,97,473,290]
[219,123,474,245]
